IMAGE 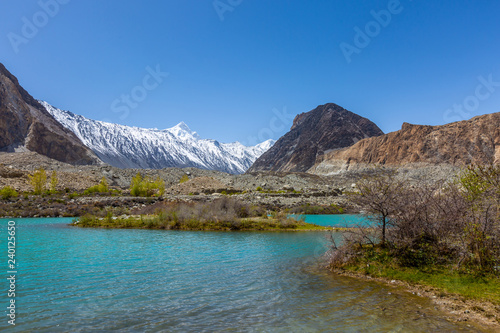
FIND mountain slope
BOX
[310,113,500,174]
[41,101,274,174]
[248,103,384,173]
[0,63,98,165]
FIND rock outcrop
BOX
[248,103,384,173]
[310,113,500,174]
[0,63,99,165]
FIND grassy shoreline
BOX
[337,262,500,305]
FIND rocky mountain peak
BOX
[168,121,200,139]
[248,103,384,173]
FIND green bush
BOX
[456,164,500,271]
[49,171,58,193]
[130,173,165,197]
[179,174,189,183]
[84,177,109,195]
[0,186,18,200]
[29,168,47,194]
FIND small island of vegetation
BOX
[72,197,330,231]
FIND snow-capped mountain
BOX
[40,101,274,174]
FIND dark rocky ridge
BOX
[248,103,384,173]
[0,63,98,165]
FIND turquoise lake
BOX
[0,217,486,332]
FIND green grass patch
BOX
[342,247,500,305]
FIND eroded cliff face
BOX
[0,63,99,165]
[310,113,500,174]
[247,103,384,173]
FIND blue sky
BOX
[2,0,500,145]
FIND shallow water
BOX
[0,218,486,332]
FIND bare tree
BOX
[348,169,407,247]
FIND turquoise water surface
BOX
[296,214,372,227]
[0,218,485,332]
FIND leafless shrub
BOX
[330,165,500,273]
[154,197,267,229]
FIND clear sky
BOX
[2,0,500,145]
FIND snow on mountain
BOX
[40,101,274,174]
